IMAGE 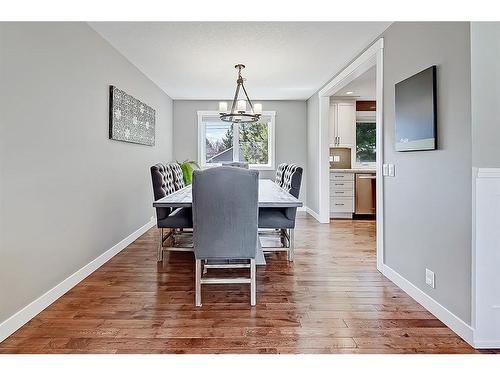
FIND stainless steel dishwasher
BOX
[355,173,376,215]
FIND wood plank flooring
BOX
[0,214,494,353]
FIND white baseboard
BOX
[306,207,321,222]
[381,264,474,346]
[0,217,156,343]
[474,340,500,349]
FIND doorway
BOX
[317,38,384,271]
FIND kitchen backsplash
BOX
[330,147,351,169]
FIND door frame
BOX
[317,38,384,271]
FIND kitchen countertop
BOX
[330,168,376,173]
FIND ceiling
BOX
[89,22,390,100]
[334,65,376,100]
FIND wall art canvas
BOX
[395,65,437,151]
[109,86,155,146]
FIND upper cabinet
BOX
[329,101,356,148]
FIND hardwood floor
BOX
[0,214,492,353]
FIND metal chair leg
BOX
[195,259,202,307]
[288,229,295,262]
[250,259,256,306]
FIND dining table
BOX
[153,179,303,265]
[153,179,303,209]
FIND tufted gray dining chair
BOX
[192,167,259,306]
[258,164,303,261]
[150,163,193,261]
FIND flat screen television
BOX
[395,65,437,151]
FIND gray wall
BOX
[382,22,472,323]
[173,100,307,201]
[306,94,319,213]
[0,23,173,323]
[471,22,500,168]
[306,22,473,323]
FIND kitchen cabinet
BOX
[330,171,355,218]
[329,102,356,148]
[330,170,377,219]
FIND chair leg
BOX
[195,259,202,307]
[250,259,256,306]
[288,229,295,262]
[157,228,163,262]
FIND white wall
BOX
[173,100,307,202]
[0,23,173,323]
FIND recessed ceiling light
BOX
[346,91,354,95]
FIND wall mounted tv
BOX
[395,65,437,151]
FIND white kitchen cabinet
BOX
[329,101,356,148]
[329,171,355,218]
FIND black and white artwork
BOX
[109,86,155,146]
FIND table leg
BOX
[288,229,295,262]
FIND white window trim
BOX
[197,110,276,171]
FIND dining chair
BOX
[275,163,288,187]
[192,167,259,306]
[167,162,186,190]
[150,163,193,261]
[258,164,303,261]
[225,161,249,169]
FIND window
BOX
[198,111,275,170]
[355,121,376,166]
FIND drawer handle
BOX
[335,203,344,206]
[335,191,345,194]
[334,183,344,186]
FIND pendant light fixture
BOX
[219,64,262,123]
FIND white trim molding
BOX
[382,264,474,346]
[473,167,500,348]
[0,218,156,343]
[305,207,321,222]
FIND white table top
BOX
[153,179,303,208]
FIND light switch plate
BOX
[329,156,334,162]
[388,164,395,177]
[426,268,435,289]
[382,164,389,176]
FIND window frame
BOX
[197,110,276,170]
[354,119,377,168]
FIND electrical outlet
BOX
[329,156,334,162]
[333,155,340,162]
[425,268,435,289]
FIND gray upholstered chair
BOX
[151,163,193,261]
[167,162,186,191]
[258,164,303,261]
[192,167,259,306]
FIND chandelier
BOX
[219,64,262,123]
